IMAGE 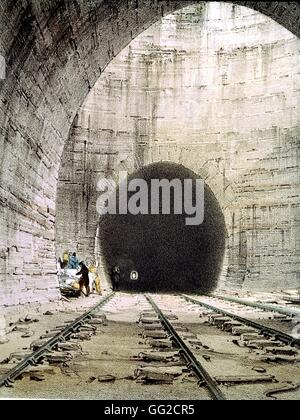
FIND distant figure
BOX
[76,262,90,296]
[68,252,79,270]
[111,266,120,291]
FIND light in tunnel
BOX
[98,162,226,293]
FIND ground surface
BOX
[0,291,299,400]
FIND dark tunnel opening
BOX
[98,162,226,293]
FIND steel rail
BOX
[0,292,115,387]
[212,294,300,317]
[145,294,226,401]
[181,294,300,348]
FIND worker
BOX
[94,272,102,295]
[68,252,79,270]
[111,266,121,291]
[76,262,90,297]
[89,262,102,295]
[62,250,69,269]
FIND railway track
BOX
[1,292,299,400]
[212,294,300,317]
[181,294,300,348]
[145,294,226,400]
[0,292,115,388]
[1,293,217,400]
[143,294,300,400]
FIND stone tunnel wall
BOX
[1,1,300,306]
[0,0,190,306]
[57,3,300,290]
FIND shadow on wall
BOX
[99,162,226,293]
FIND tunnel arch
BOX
[94,157,232,291]
[98,161,227,293]
[1,1,300,304]
[56,1,300,294]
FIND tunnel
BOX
[98,162,226,293]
